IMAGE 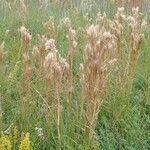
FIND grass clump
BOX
[0,0,150,149]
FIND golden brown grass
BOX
[15,7,147,145]
[0,1,148,147]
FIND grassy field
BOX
[0,0,150,149]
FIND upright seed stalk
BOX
[43,39,62,141]
[81,24,117,144]
[19,26,32,96]
[63,18,77,109]
[127,7,147,91]
[43,16,58,39]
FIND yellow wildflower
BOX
[19,133,30,150]
[12,126,19,144]
[0,133,11,150]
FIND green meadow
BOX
[0,0,150,149]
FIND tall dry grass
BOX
[0,0,148,148]
[11,7,146,145]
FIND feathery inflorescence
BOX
[0,3,148,149]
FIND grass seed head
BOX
[45,39,57,53]
[19,26,32,45]
[43,39,58,80]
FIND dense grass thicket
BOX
[0,0,150,149]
